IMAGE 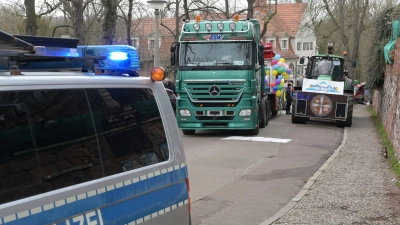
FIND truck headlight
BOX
[239,109,252,116]
[180,109,191,116]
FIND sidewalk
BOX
[261,105,400,224]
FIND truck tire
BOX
[259,100,267,128]
[291,106,306,124]
[267,99,272,120]
[182,129,196,135]
[248,115,260,135]
[337,111,353,127]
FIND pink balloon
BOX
[277,62,283,66]
[271,60,278,65]
[289,75,294,79]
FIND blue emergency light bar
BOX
[80,45,140,72]
[0,45,140,75]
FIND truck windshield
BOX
[179,42,252,67]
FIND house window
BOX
[297,42,301,50]
[131,37,139,49]
[282,40,288,50]
[148,38,162,50]
[149,40,155,50]
[303,42,309,50]
[310,42,313,50]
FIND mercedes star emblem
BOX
[209,85,220,96]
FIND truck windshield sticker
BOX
[204,34,224,41]
[180,42,252,67]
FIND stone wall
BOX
[373,38,400,159]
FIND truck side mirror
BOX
[299,57,305,64]
[258,44,265,66]
[170,42,179,67]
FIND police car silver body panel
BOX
[0,73,190,225]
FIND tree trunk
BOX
[72,0,86,45]
[126,0,134,46]
[183,0,189,20]
[247,0,256,18]
[101,0,118,45]
[175,0,179,41]
[24,0,37,35]
[225,0,229,19]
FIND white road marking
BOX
[222,136,292,143]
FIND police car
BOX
[0,30,191,225]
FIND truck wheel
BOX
[291,106,306,124]
[182,129,195,135]
[259,101,267,128]
[337,111,353,127]
[248,115,260,135]
[267,99,272,120]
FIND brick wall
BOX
[373,38,400,159]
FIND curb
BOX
[259,127,348,225]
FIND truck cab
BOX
[170,15,269,135]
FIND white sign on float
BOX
[302,78,344,95]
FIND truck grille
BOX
[184,79,247,103]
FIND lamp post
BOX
[147,0,166,67]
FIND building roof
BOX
[131,17,178,38]
[254,3,307,37]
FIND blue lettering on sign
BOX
[203,34,224,41]
[54,209,104,225]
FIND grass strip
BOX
[368,106,400,183]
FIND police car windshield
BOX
[179,42,252,67]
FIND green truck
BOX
[293,52,354,127]
[170,16,274,135]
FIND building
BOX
[253,2,318,78]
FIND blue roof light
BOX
[81,45,140,72]
[109,52,128,61]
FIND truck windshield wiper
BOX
[191,66,209,70]
[216,62,232,65]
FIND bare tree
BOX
[24,0,37,35]
[62,0,90,44]
[322,0,370,79]
[21,0,65,35]
[101,0,118,44]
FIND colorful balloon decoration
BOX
[270,56,292,82]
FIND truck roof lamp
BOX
[229,22,236,30]
[234,14,239,22]
[205,23,212,31]
[195,15,201,23]
[150,67,165,82]
[193,23,200,31]
[217,22,224,31]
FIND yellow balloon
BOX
[276,90,282,97]
[272,70,278,76]
[266,69,270,75]
[282,72,288,77]
[280,79,285,85]
[279,58,285,63]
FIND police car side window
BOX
[0,88,168,204]
[86,88,169,176]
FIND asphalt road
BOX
[182,111,344,225]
